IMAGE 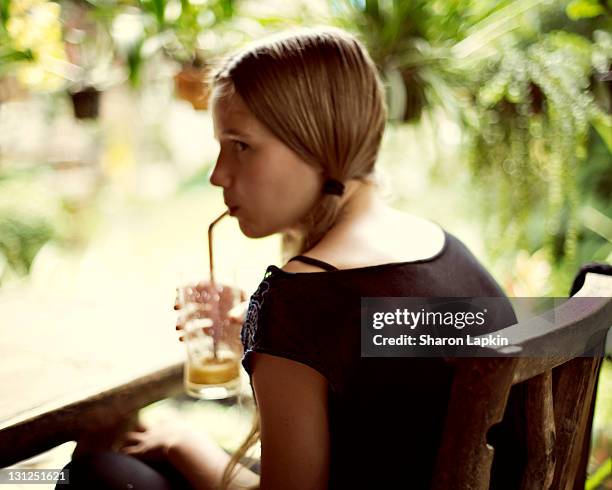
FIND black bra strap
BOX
[288,255,339,272]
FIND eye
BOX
[233,140,248,152]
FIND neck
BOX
[333,178,385,227]
[283,178,386,255]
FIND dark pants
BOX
[55,451,193,490]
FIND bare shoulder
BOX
[385,211,446,254]
[294,209,446,271]
[281,260,330,274]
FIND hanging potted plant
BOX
[173,55,211,110]
[108,0,236,108]
[62,0,123,120]
[68,85,102,119]
[166,0,235,110]
[333,0,461,124]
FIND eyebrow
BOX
[219,128,249,138]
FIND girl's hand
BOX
[118,420,241,490]
[174,282,248,351]
[116,420,190,464]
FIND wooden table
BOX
[0,287,186,467]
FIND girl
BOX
[62,27,524,489]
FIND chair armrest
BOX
[476,273,612,382]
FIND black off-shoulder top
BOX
[240,229,525,489]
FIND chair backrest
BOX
[432,272,612,490]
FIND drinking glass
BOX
[177,281,244,400]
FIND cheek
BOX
[266,149,320,198]
[263,164,320,217]
[242,176,315,234]
[235,147,321,233]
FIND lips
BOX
[224,195,239,215]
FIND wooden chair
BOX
[432,271,612,489]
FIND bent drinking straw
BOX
[208,210,229,287]
[208,209,229,359]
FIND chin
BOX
[237,220,275,239]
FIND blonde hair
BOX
[211,27,387,257]
[210,27,387,489]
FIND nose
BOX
[209,149,233,189]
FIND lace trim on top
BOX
[241,266,276,354]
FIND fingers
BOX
[187,282,222,302]
[174,284,214,313]
[174,284,250,343]
[228,300,249,321]
[119,445,140,455]
[175,305,214,332]
[116,431,143,452]
[123,431,143,444]
[121,436,141,447]
[177,283,247,310]
[176,326,211,342]
[177,303,214,321]
[118,440,146,457]
[228,305,244,323]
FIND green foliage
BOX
[586,457,611,489]
[140,0,166,27]
[1,0,609,291]
[0,164,100,285]
[332,0,557,121]
[0,0,33,77]
[566,0,607,20]
[122,0,234,84]
[585,358,612,488]
[332,0,458,122]
[334,0,611,293]
[0,215,54,278]
[463,30,610,267]
[0,46,33,71]
[0,0,9,27]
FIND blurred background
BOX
[0,0,610,487]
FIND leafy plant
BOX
[107,0,236,87]
[332,0,454,122]
[62,0,124,92]
[330,0,556,122]
[463,31,611,266]
[0,0,68,91]
[333,0,611,279]
[0,215,54,280]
